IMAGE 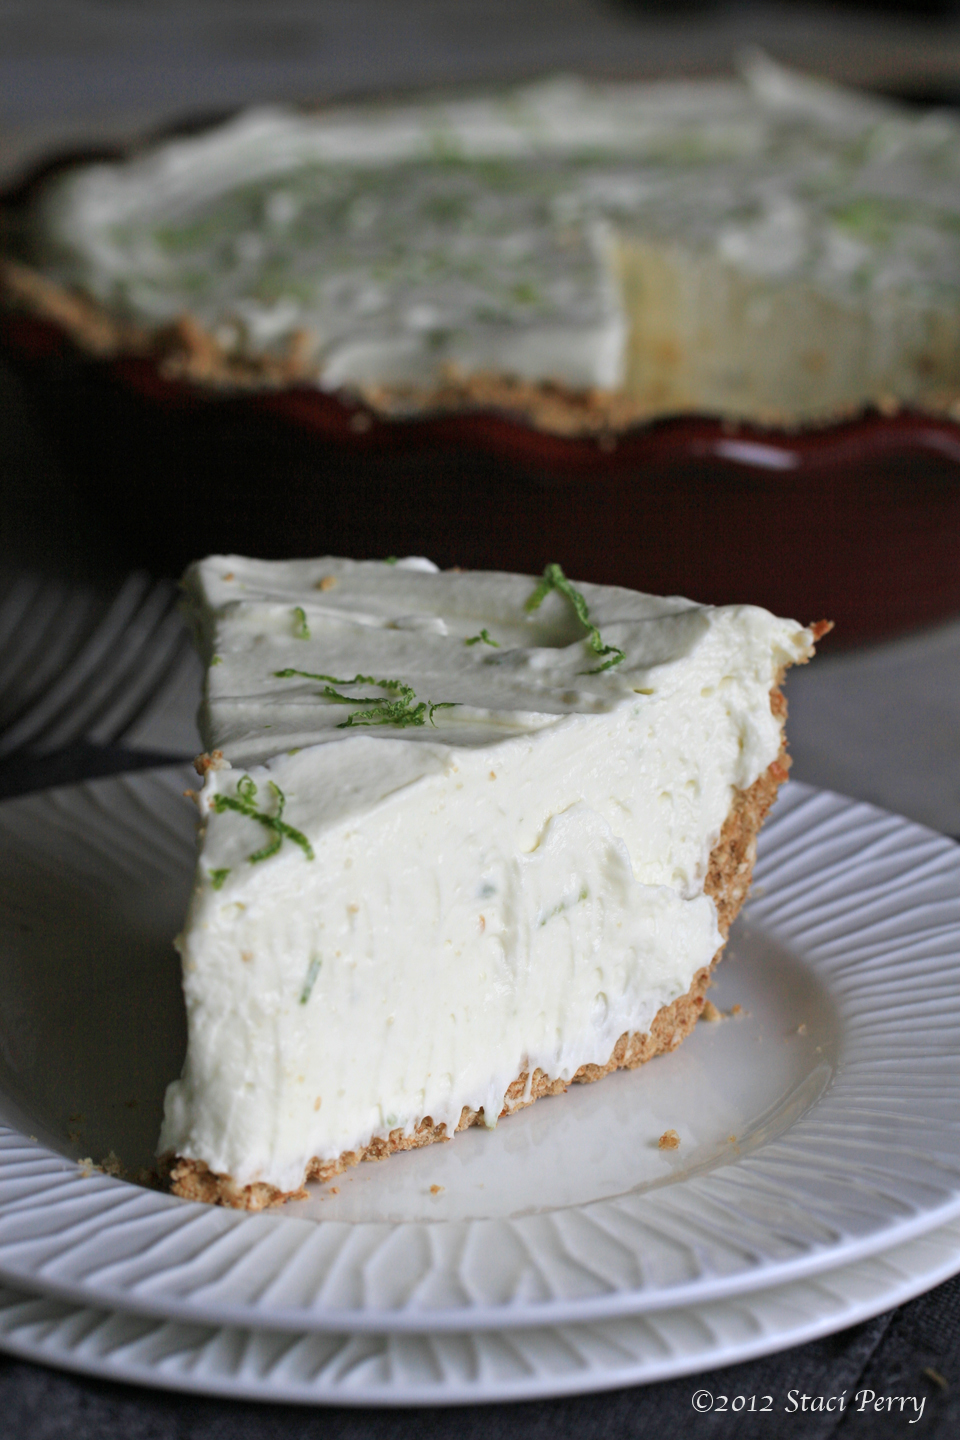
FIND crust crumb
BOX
[193,749,229,776]
[658,1129,681,1151]
[77,1150,129,1180]
[315,575,338,591]
[701,999,723,1023]
[287,328,314,374]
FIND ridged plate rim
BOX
[0,1217,958,1407]
[0,772,958,1335]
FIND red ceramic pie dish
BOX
[3,302,960,647]
[4,92,960,661]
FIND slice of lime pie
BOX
[160,556,826,1208]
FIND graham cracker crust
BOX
[165,666,823,1211]
[5,258,960,436]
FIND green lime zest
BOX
[525,562,625,674]
[292,606,310,640]
[211,776,314,863]
[274,669,458,728]
[299,954,322,1005]
[209,868,230,890]
[464,628,499,648]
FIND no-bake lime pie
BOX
[7,52,960,430]
[160,556,827,1209]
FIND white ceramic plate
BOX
[0,772,958,1335]
[0,1218,958,1406]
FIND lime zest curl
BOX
[525,563,625,674]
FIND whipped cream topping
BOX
[160,557,813,1193]
[34,56,960,406]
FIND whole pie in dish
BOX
[6,52,960,434]
[160,556,828,1209]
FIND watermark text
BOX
[690,1388,926,1422]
